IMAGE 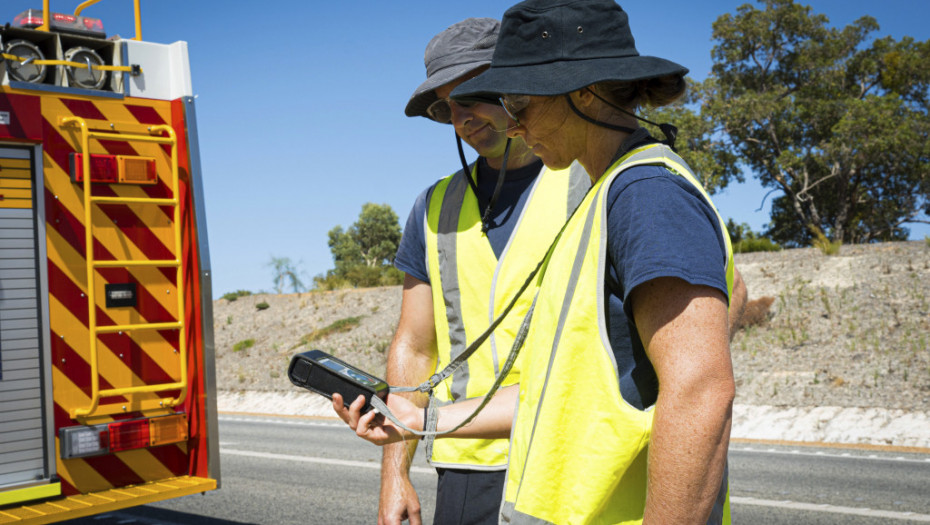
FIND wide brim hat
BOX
[452,0,688,101]
[405,17,499,119]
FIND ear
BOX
[574,87,597,108]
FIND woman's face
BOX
[504,95,580,171]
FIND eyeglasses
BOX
[499,95,530,126]
[426,97,478,123]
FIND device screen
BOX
[318,357,382,388]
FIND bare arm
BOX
[333,383,518,443]
[728,266,748,340]
[378,274,437,525]
[630,277,734,524]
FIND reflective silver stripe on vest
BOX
[566,161,590,219]
[437,169,470,401]
[511,183,601,512]
[501,502,554,525]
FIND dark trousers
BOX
[433,468,506,525]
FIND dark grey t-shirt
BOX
[394,157,545,282]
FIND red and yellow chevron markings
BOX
[37,91,196,496]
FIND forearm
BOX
[435,384,518,439]
[643,378,734,524]
[381,275,436,490]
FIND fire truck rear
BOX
[0,2,218,523]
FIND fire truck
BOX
[0,1,218,523]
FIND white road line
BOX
[732,496,930,521]
[731,446,930,464]
[219,416,343,428]
[221,448,930,520]
[221,448,436,475]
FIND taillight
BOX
[59,414,188,459]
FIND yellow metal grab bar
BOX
[1,54,140,75]
[60,115,187,419]
[38,0,143,41]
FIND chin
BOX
[538,155,572,171]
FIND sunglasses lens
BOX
[499,96,528,124]
[426,99,452,123]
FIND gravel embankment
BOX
[214,241,930,448]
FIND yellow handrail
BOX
[35,0,143,41]
[39,0,50,32]
[73,0,103,17]
[1,54,141,75]
[60,115,187,419]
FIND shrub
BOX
[256,301,270,311]
[222,290,252,302]
[727,219,781,253]
[733,237,781,253]
[293,316,364,348]
[233,339,255,352]
[812,229,841,255]
[735,296,775,331]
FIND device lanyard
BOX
[372,169,592,437]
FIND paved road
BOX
[59,414,930,524]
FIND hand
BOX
[379,470,422,525]
[332,393,423,446]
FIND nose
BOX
[449,102,474,128]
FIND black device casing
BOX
[288,349,389,413]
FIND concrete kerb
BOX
[217,390,930,450]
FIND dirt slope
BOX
[214,241,930,411]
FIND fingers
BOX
[332,394,367,431]
[356,405,380,437]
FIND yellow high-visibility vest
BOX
[424,161,589,469]
[502,144,734,524]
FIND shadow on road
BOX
[60,506,260,525]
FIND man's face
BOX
[434,78,512,159]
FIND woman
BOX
[335,1,735,523]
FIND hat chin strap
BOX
[564,92,679,151]
[455,132,511,234]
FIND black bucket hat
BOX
[405,17,499,119]
[451,0,688,101]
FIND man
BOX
[382,17,590,525]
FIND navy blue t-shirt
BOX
[603,163,730,411]
[394,157,545,283]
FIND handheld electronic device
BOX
[288,349,389,413]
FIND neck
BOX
[568,91,640,182]
[579,126,633,182]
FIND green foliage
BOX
[233,339,255,352]
[811,228,842,256]
[292,316,364,348]
[317,203,403,289]
[267,256,306,294]
[727,219,782,253]
[645,78,742,195]
[925,235,930,248]
[736,237,782,253]
[704,0,930,246]
[222,290,252,302]
[255,301,270,310]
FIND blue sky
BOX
[32,1,930,298]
